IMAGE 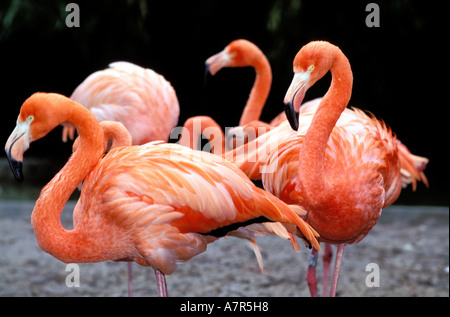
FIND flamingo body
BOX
[64,61,180,145]
[263,114,397,244]
[5,93,319,288]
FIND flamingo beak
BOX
[205,50,231,76]
[5,122,31,183]
[284,100,300,131]
[283,72,309,131]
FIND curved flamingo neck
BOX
[100,121,132,151]
[238,53,272,126]
[31,96,105,262]
[298,48,353,207]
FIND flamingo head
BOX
[284,41,336,130]
[5,93,77,182]
[205,39,264,75]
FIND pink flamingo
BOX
[5,92,320,296]
[281,40,429,296]
[206,39,276,127]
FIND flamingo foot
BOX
[306,247,319,297]
[127,262,133,297]
[329,244,344,297]
[322,243,333,297]
[155,269,168,297]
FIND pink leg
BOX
[127,262,133,297]
[155,269,168,297]
[329,244,344,297]
[306,247,319,297]
[321,243,333,297]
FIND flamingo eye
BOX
[27,115,34,123]
[309,65,315,71]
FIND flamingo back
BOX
[71,62,180,145]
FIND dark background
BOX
[0,0,446,205]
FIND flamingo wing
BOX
[76,142,319,273]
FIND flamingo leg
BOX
[306,247,319,297]
[127,262,133,297]
[329,244,344,297]
[155,269,168,297]
[321,243,333,297]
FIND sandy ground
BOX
[0,201,448,297]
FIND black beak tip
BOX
[5,150,24,183]
[204,63,212,86]
[284,102,299,131]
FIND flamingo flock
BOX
[4,38,428,297]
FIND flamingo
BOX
[226,41,428,296]
[206,39,274,127]
[203,39,289,149]
[5,92,320,296]
[62,61,180,145]
[281,40,429,296]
